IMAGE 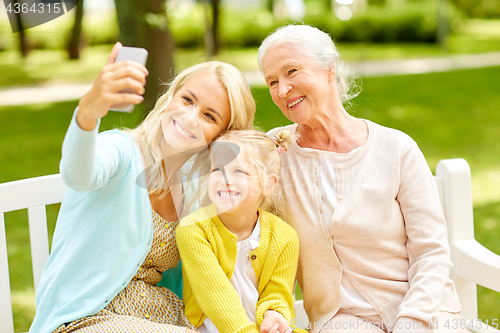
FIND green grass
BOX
[2,66,500,331]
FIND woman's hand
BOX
[76,42,149,131]
[260,310,291,333]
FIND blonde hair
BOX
[124,61,255,201]
[257,24,361,105]
[198,129,293,218]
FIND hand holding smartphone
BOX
[110,46,149,113]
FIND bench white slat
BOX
[434,177,446,214]
[293,300,308,328]
[28,206,50,292]
[0,213,15,333]
[436,158,480,322]
[436,159,475,242]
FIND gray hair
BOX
[257,24,360,104]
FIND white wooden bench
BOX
[1,158,499,333]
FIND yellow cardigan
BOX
[176,204,305,333]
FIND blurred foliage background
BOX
[1,0,500,331]
[1,0,499,52]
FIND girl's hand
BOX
[260,310,291,333]
[76,42,148,131]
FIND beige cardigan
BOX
[268,121,461,333]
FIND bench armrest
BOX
[451,239,500,293]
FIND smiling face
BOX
[161,72,231,153]
[208,152,264,215]
[262,44,335,126]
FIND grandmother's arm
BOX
[394,141,453,332]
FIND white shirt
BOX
[317,148,377,315]
[198,218,261,333]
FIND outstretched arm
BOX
[60,42,147,191]
[77,42,147,131]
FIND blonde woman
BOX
[29,43,255,333]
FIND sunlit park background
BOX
[1,0,500,331]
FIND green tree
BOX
[13,0,31,58]
[203,0,221,56]
[437,0,449,50]
[325,0,333,11]
[267,0,274,13]
[67,0,84,60]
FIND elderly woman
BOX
[259,25,465,333]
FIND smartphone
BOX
[110,46,149,113]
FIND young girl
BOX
[176,130,306,333]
